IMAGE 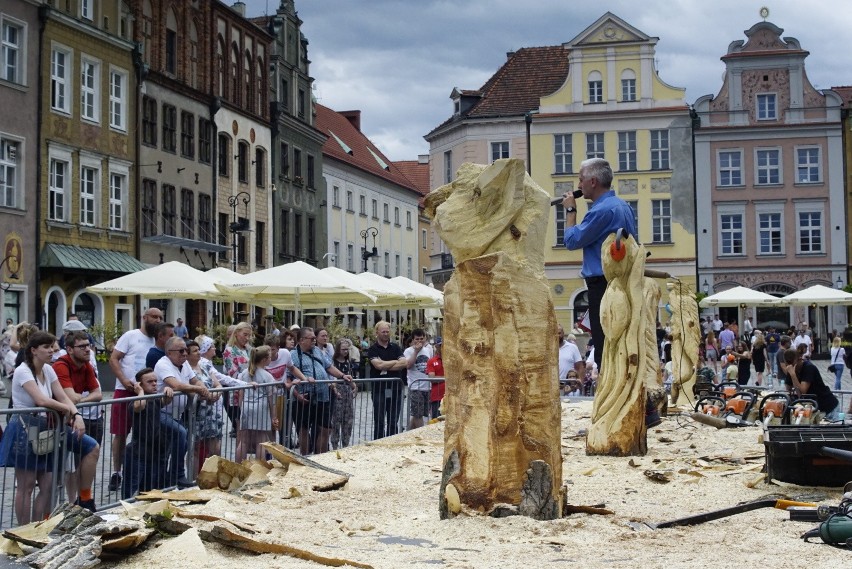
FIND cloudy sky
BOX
[243,1,852,161]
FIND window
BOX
[422,229,427,250]
[180,111,194,158]
[444,150,452,184]
[395,254,400,277]
[218,212,228,261]
[80,0,93,20]
[162,184,176,236]
[180,188,194,239]
[757,212,782,254]
[621,78,636,101]
[294,213,302,256]
[80,57,99,122]
[383,203,389,223]
[796,147,821,183]
[618,131,636,171]
[384,252,390,277]
[346,190,353,212]
[554,134,572,174]
[798,211,823,254]
[162,104,176,152]
[218,133,229,176]
[586,133,604,159]
[293,148,302,180]
[0,137,20,208]
[79,165,97,226]
[230,44,239,104]
[255,148,265,187]
[237,141,248,183]
[280,209,290,256]
[255,221,265,266]
[394,207,400,226]
[109,69,127,130]
[2,19,24,84]
[554,196,564,247]
[407,257,413,279]
[280,78,288,111]
[142,178,157,237]
[307,155,315,188]
[165,28,176,75]
[307,217,315,260]
[332,186,340,208]
[48,155,69,221]
[588,78,603,103]
[755,149,781,185]
[332,241,340,268]
[142,96,157,146]
[359,195,366,215]
[650,130,669,170]
[199,194,211,242]
[279,142,289,177]
[347,244,354,272]
[490,141,509,163]
[189,22,198,89]
[651,199,671,243]
[298,89,305,118]
[626,200,639,229]
[406,211,412,229]
[109,171,126,231]
[51,46,71,114]
[199,119,212,164]
[718,150,742,186]
[757,93,776,120]
[372,199,378,219]
[719,213,744,255]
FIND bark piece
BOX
[427,159,563,518]
[519,460,560,520]
[587,233,650,456]
[100,527,156,552]
[4,514,65,548]
[20,534,101,569]
[199,524,374,569]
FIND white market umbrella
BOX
[353,271,425,306]
[214,261,377,307]
[86,261,223,299]
[205,266,242,286]
[699,286,779,308]
[778,284,852,306]
[390,276,444,308]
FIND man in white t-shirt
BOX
[404,329,433,429]
[154,337,210,486]
[558,325,585,381]
[712,315,723,334]
[793,329,813,359]
[107,307,161,492]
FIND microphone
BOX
[550,189,583,206]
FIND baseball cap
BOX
[434,336,443,345]
[62,320,87,332]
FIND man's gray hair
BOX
[580,158,613,188]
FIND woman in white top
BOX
[830,336,846,391]
[236,346,279,461]
[0,332,100,523]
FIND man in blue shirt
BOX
[562,158,638,371]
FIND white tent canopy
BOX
[778,284,852,306]
[214,261,377,307]
[699,286,779,308]
[86,261,225,299]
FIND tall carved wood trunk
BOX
[441,253,562,516]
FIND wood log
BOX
[426,159,563,518]
[587,233,648,456]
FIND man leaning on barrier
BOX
[122,368,173,499]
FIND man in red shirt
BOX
[54,329,103,509]
[426,337,445,419]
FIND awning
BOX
[143,234,227,253]
[40,243,148,274]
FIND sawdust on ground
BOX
[111,400,851,569]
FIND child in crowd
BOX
[122,368,173,499]
[236,347,279,462]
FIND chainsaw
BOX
[692,391,756,428]
[758,393,791,427]
[716,381,740,400]
[788,397,821,425]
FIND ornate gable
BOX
[565,12,650,47]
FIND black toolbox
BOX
[763,425,852,487]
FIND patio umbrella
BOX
[214,261,377,307]
[319,267,418,307]
[699,286,779,308]
[390,276,444,308]
[86,261,223,299]
[777,284,852,306]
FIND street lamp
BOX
[836,276,844,290]
[702,279,710,295]
[360,226,378,273]
[228,191,251,272]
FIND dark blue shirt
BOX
[145,346,166,370]
[563,190,638,278]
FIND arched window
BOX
[620,69,636,101]
[255,147,266,187]
[244,51,253,113]
[256,58,265,116]
[237,140,249,183]
[189,21,199,89]
[216,36,225,98]
[587,71,603,103]
[572,290,589,328]
[231,44,240,104]
[141,0,153,63]
[165,8,178,75]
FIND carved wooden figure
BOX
[586,231,651,456]
[667,281,701,405]
[425,159,563,520]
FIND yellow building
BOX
[531,13,696,328]
[38,3,143,334]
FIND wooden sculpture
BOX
[641,278,666,416]
[586,231,651,456]
[667,281,701,405]
[424,158,563,520]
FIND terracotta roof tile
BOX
[429,46,569,135]
[315,104,420,195]
[831,86,852,106]
[393,160,430,197]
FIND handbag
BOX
[829,350,842,374]
[19,415,56,456]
